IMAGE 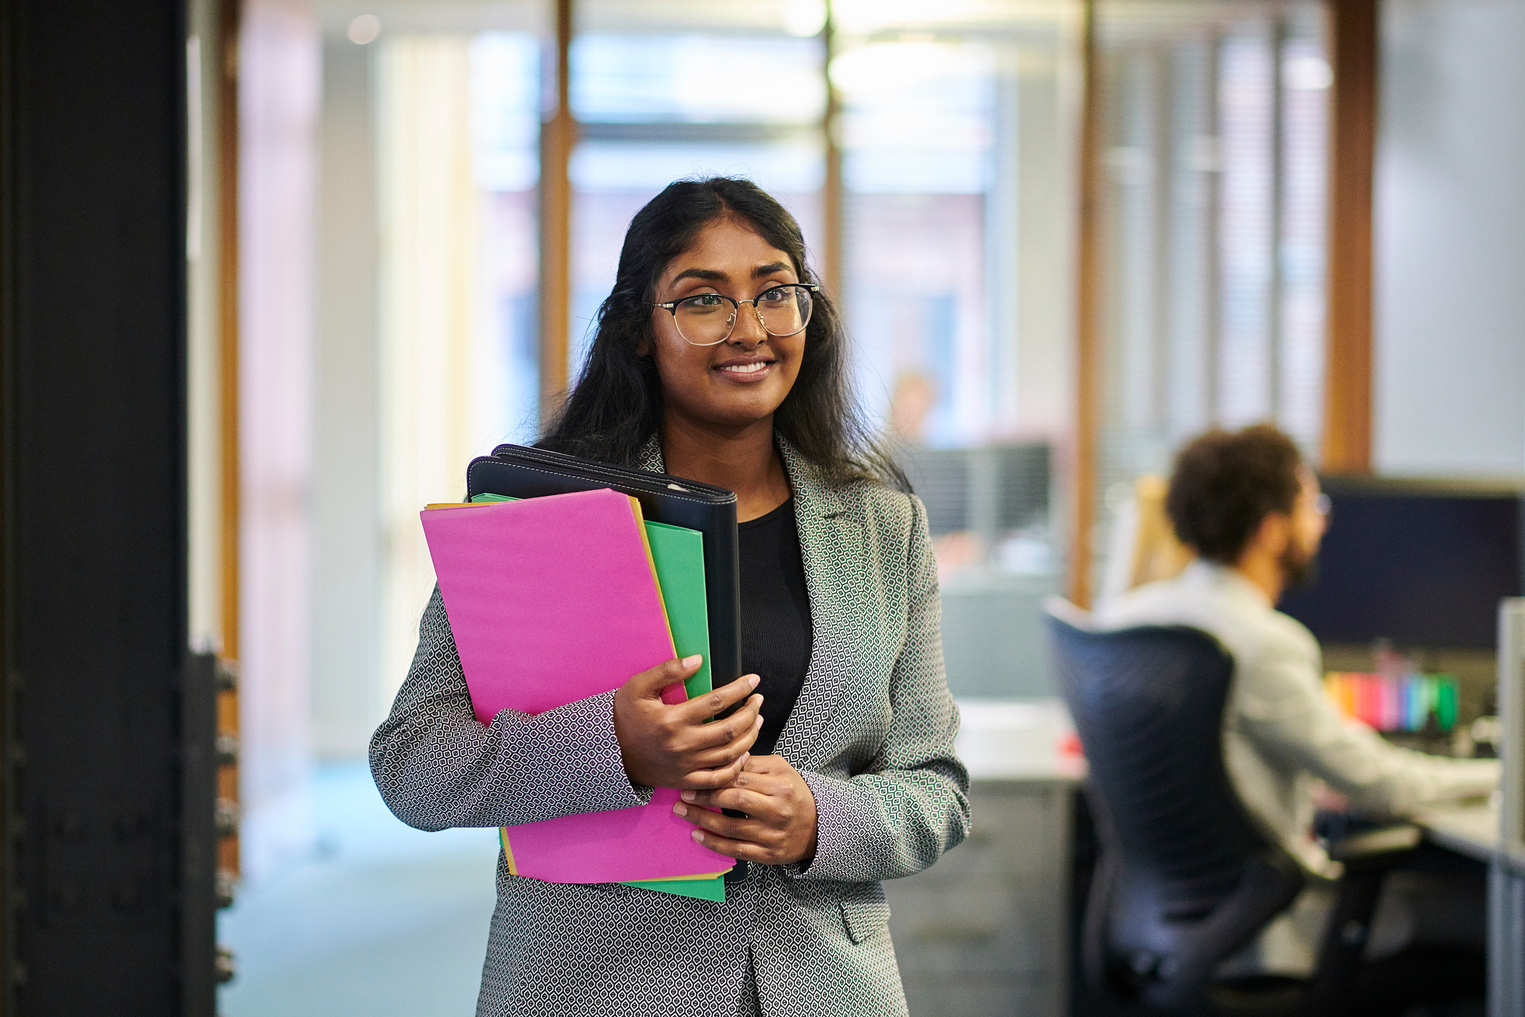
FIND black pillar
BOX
[1,0,213,1013]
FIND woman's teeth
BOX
[718,361,769,375]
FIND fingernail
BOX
[683,655,702,667]
[741,752,750,764]
[681,790,696,802]
[673,802,687,817]
[747,674,760,688]
[754,716,764,728]
[691,830,705,843]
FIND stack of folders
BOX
[420,445,742,902]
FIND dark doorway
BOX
[1,0,217,1013]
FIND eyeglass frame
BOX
[650,282,821,347]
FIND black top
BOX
[738,497,813,756]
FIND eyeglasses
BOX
[652,283,819,347]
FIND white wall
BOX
[187,0,225,654]
[1374,0,1525,477]
[311,36,384,758]
[240,0,320,879]
[376,36,487,706]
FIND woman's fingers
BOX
[682,785,773,816]
[678,751,750,790]
[624,655,704,700]
[687,715,763,769]
[684,705,762,755]
[735,753,787,776]
[678,673,760,724]
[673,800,777,844]
[683,768,789,821]
[616,668,771,790]
[683,756,783,799]
[673,804,786,863]
[683,828,768,863]
[675,754,819,866]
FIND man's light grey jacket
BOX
[370,440,971,1017]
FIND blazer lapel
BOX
[636,433,869,767]
[773,441,871,767]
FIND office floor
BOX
[218,761,500,1017]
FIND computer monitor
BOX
[1279,477,1525,649]
[897,442,1050,536]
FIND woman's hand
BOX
[614,656,764,790]
[672,755,819,866]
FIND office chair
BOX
[1045,608,1420,1017]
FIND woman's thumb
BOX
[630,655,701,698]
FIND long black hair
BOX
[538,177,905,490]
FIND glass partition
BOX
[835,2,1079,698]
[568,10,828,374]
[1091,0,1330,599]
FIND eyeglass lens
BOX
[672,286,813,346]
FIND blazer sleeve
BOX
[368,586,651,831]
[795,495,972,883]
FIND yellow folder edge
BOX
[499,826,519,875]
[624,496,676,656]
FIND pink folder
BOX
[420,488,731,883]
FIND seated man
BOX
[1095,423,1499,978]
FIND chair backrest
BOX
[1045,609,1303,1009]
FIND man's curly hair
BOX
[1165,424,1304,565]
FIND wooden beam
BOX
[1203,29,1221,424]
[1269,15,1288,419]
[821,10,842,299]
[1321,0,1377,472]
[538,0,574,423]
[219,0,241,663]
[217,0,243,877]
[1069,0,1102,609]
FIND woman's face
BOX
[646,217,806,433]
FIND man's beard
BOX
[1280,541,1319,590]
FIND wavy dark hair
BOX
[538,177,905,490]
[1165,423,1304,564]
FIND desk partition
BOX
[1499,599,1525,868]
[1490,599,1525,1017]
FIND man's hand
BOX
[672,754,818,866]
[613,656,764,790]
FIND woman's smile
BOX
[712,354,776,382]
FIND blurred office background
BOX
[183,0,1525,1013]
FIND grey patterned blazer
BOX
[370,437,970,1017]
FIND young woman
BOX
[371,177,969,1017]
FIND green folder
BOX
[638,518,713,700]
[629,875,726,902]
[472,492,723,900]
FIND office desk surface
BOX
[954,698,1087,781]
[892,701,1085,1017]
[1412,799,1498,862]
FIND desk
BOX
[1412,799,1525,1017]
[882,700,1081,1017]
[1413,799,1497,862]
[907,706,1523,1017]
